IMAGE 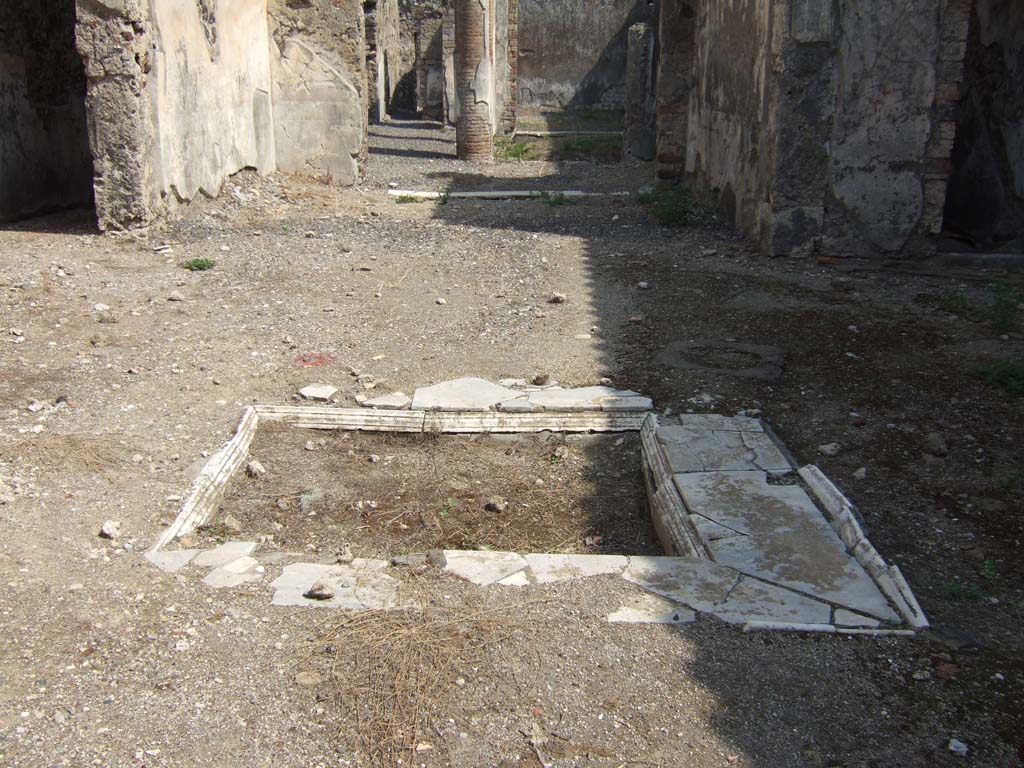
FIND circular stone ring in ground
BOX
[656,340,784,383]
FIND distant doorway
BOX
[0,0,94,224]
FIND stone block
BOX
[193,541,258,569]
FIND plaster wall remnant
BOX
[454,0,494,161]
[365,0,401,122]
[655,0,983,258]
[624,21,657,161]
[517,0,650,110]
[149,0,276,206]
[0,0,94,222]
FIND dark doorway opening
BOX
[0,0,94,225]
[943,0,1024,250]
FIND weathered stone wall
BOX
[76,0,157,231]
[683,0,778,243]
[365,0,401,122]
[149,0,276,204]
[945,0,1024,246]
[624,21,656,160]
[415,4,445,119]
[500,0,519,133]
[392,0,419,114]
[654,0,694,181]
[517,0,645,109]
[269,0,369,180]
[658,0,975,257]
[0,0,93,221]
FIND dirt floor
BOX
[205,428,655,557]
[1,121,1023,767]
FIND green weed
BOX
[495,137,535,162]
[182,258,216,272]
[533,191,573,207]
[636,187,695,228]
[395,195,421,204]
[943,580,982,601]
[551,134,622,162]
[990,284,1021,334]
[971,359,1024,394]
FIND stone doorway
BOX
[0,0,94,224]
[943,0,1024,249]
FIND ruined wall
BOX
[517,0,643,109]
[500,0,519,133]
[149,0,275,203]
[683,0,778,242]
[365,0,401,122]
[0,0,93,221]
[269,0,368,181]
[76,0,157,231]
[945,0,1024,246]
[624,21,657,160]
[415,4,445,119]
[659,0,972,257]
[655,0,695,180]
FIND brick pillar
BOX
[454,0,493,161]
[625,22,656,161]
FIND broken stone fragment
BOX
[245,459,267,478]
[298,384,337,402]
[98,520,121,540]
[361,392,412,410]
[923,431,948,457]
[166,291,185,302]
[547,292,567,304]
[303,581,335,601]
[484,496,509,513]
[817,442,842,458]
[391,553,429,567]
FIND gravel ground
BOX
[0,127,1022,767]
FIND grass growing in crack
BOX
[494,137,536,162]
[551,134,622,162]
[943,580,983,601]
[971,359,1024,394]
[938,285,1021,333]
[533,191,573,207]
[394,195,421,204]
[182,258,216,272]
[990,284,1022,334]
[636,187,695,228]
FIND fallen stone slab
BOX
[192,541,258,569]
[600,396,654,412]
[270,561,409,610]
[144,549,200,573]
[523,554,629,584]
[298,384,338,402]
[360,393,412,410]
[203,556,261,589]
[675,414,764,432]
[497,399,540,413]
[657,425,792,473]
[443,550,529,586]
[834,609,881,629]
[411,378,524,412]
[710,533,899,622]
[607,593,697,625]
[622,556,831,625]
[526,386,644,412]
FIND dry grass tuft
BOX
[310,592,521,765]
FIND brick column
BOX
[454,0,493,161]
